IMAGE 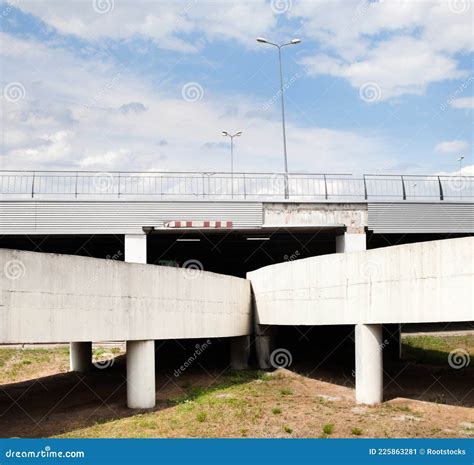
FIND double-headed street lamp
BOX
[222,130,242,198]
[257,37,301,199]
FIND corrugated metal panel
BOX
[368,202,474,233]
[0,201,263,234]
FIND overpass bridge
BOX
[0,170,473,408]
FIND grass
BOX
[0,347,69,384]
[402,335,473,366]
[1,333,472,439]
[322,423,334,435]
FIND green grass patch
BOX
[402,335,473,366]
[323,423,334,435]
[351,427,362,436]
[272,407,282,414]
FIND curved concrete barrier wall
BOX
[248,237,474,326]
[0,249,252,343]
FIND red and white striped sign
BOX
[164,220,233,229]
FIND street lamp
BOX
[257,37,301,199]
[222,131,242,198]
[457,155,464,176]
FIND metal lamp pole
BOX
[458,155,465,200]
[458,155,464,177]
[257,37,301,199]
[222,131,242,198]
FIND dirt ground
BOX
[0,336,472,438]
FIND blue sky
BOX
[0,0,472,175]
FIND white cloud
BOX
[15,0,277,51]
[450,97,474,109]
[293,0,472,100]
[0,32,393,173]
[434,140,470,153]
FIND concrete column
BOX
[255,325,277,369]
[230,336,250,370]
[355,323,383,404]
[124,233,147,264]
[126,340,156,409]
[69,342,92,373]
[336,230,366,253]
[125,234,155,408]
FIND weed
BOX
[323,423,334,435]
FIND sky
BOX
[0,0,473,175]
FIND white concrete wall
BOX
[263,203,367,229]
[248,237,474,326]
[0,249,252,343]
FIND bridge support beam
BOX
[124,233,155,408]
[126,340,156,409]
[355,324,383,404]
[124,234,147,263]
[336,229,366,253]
[69,342,92,373]
[230,336,250,370]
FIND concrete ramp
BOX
[248,237,474,326]
[0,249,252,344]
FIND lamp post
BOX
[257,37,301,199]
[457,155,464,177]
[458,155,465,200]
[222,131,242,198]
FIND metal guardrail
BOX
[0,171,472,201]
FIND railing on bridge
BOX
[0,171,472,201]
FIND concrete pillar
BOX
[124,234,147,263]
[230,336,250,370]
[126,340,156,409]
[255,325,277,369]
[355,323,383,404]
[69,342,92,373]
[336,230,366,253]
[124,234,155,408]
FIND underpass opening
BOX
[147,228,340,278]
